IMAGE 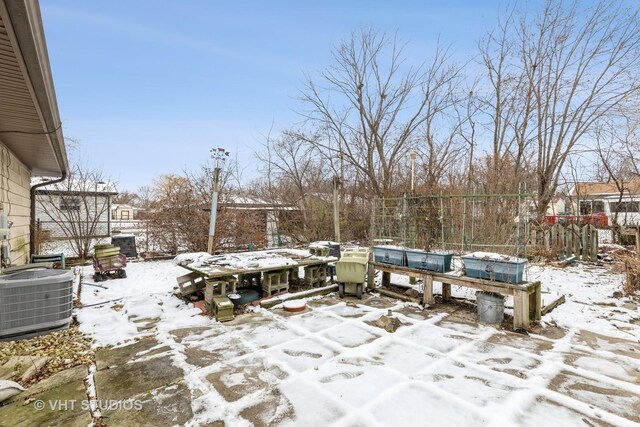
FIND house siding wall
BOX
[569,196,640,227]
[0,142,32,266]
[35,194,112,237]
[35,193,112,257]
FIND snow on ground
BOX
[529,263,640,339]
[389,261,640,339]
[75,259,640,426]
[175,249,336,271]
[76,260,209,345]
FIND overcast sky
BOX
[42,0,521,191]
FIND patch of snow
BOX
[463,251,526,262]
[309,241,339,247]
[76,260,207,346]
[172,252,211,266]
[72,256,640,426]
[372,244,406,250]
[597,229,614,244]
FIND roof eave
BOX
[1,0,68,177]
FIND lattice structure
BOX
[370,192,533,257]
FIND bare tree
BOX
[454,86,481,190]
[135,185,154,211]
[482,0,640,219]
[296,28,465,197]
[416,46,468,189]
[35,164,114,260]
[113,190,140,206]
[145,174,193,254]
[478,8,538,196]
[143,155,268,254]
[593,119,640,242]
[255,129,332,241]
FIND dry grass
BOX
[0,324,94,386]
[624,255,640,296]
[526,246,560,263]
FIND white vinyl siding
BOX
[0,142,32,266]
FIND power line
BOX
[0,122,62,135]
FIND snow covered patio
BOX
[5,259,639,426]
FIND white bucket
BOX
[476,292,504,324]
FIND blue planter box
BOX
[372,246,405,266]
[405,250,453,272]
[462,254,527,284]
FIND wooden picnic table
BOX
[180,249,330,277]
[367,261,541,331]
[177,249,333,298]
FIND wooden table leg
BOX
[367,263,375,291]
[442,282,451,302]
[513,289,530,330]
[423,275,435,305]
[382,271,391,288]
[535,282,541,321]
[527,282,542,322]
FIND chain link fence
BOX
[370,192,533,257]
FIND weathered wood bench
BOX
[367,261,541,330]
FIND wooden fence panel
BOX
[570,224,582,259]
[531,223,599,261]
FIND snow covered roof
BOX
[111,204,145,211]
[226,195,270,205]
[216,194,300,211]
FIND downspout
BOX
[30,171,67,257]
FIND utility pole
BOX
[333,175,340,242]
[207,148,229,254]
[409,151,417,285]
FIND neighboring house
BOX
[111,204,145,220]
[0,1,69,266]
[110,204,148,238]
[568,180,640,228]
[546,195,568,216]
[33,180,117,256]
